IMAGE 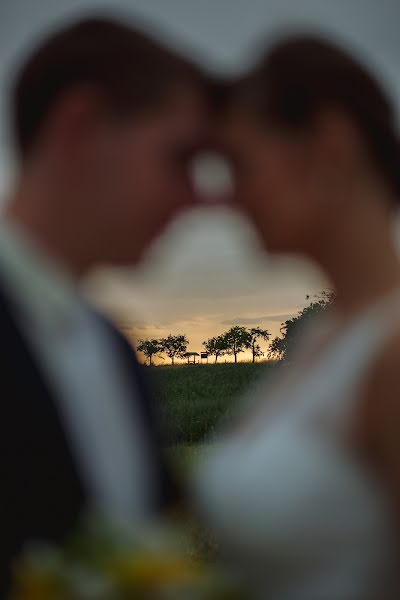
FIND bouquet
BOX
[9,516,243,600]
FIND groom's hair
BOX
[12,16,208,159]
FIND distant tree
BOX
[223,325,252,364]
[136,338,163,366]
[268,335,287,361]
[249,327,270,363]
[268,290,335,361]
[203,335,228,363]
[161,334,189,365]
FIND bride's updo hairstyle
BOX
[231,34,400,197]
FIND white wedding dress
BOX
[194,289,400,599]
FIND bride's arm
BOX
[356,331,400,527]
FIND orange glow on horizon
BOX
[119,317,287,365]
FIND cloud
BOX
[221,313,294,325]
[264,313,296,322]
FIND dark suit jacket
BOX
[0,288,174,596]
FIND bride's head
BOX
[220,34,400,258]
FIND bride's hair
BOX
[230,34,400,197]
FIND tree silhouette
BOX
[249,327,270,363]
[203,335,228,363]
[223,326,252,363]
[268,291,335,361]
[136,338,163,366]
[161,334,189,365]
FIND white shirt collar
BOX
[0,219,85,333]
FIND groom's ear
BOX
[35,83,114,162]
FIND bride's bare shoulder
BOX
[356,329,400,504]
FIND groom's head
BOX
[12,17,210,266]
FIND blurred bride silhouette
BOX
[195,34,400,599]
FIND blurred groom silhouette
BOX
[0,16,210,592]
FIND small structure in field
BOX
[184,351,200,365]
[201,352,209,363]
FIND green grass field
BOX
[150,362,279,562]
[151,361,279,446]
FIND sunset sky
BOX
[0,0,399,363]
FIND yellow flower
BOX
[107,553,202,588]
[9,567,59,600]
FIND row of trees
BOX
[136,292,335,366]
[136,325,270,365]
[203,326,270,363]
[137,334,188,366]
